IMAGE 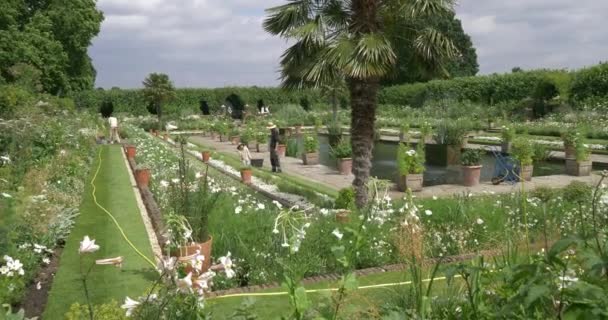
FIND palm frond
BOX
[401,0,455,19]
[263,0,312,37]
[347,33,396,79]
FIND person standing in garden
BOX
[267,122,281,173]
[237,143,252,166]
[108,116,120,143]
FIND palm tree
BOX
[142,73,176,130]
[264,0,458,207]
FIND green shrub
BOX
[99,98,114,118]
[461,149,483,166]
[501,126,516,142]
[334,187,355,209]
[65,301,127,320]
[0,85,32,118]
[397,143,425,175]
[303,135,318,153]
[562,181,592,204]
[512,137,534,165]
[433,120,470,146]
[330,139,352,159]
[273,104,309,126]
[570,62,608,105]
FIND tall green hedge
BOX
[73,87,324,115]
[570,63,608,105]
[379,69,573,107]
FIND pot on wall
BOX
[135,168,150,188]
[126,145,136,159]
[398,173,423,192]
[565,159,592,176]
[337,158,352,175]
[302,152,319,165]
[462,165,482,187]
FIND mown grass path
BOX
[44,145,156,319]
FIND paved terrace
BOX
[186,133,606,199]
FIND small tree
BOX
[99,98,114,118]
[142,73,176,129]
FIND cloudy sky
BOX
[91,0,607,88]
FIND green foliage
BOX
[334,187,355,210]
[303,135,318,153]
[575,141,591,162]
[461,149,482,166]
[65,301,127,320]
[72,87,324,115]
[142,73,176,112]
[0,0,103,94]
[501,126,516,142]
[570,62,608,105]
[561,127,582,147]
[0,85,32,118]
[397,143,425,175]
[532,142,551,162]
[512,137,534,165]
[562,181,592,205]
[273,104,311,126]
[330,139,352,159]
[433,120,470,146]
[299,97,310,111]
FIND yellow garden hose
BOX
[91,146,157,269]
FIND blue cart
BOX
[490,147,519,185]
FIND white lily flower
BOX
[177,273,193,293]
[79,236,100,254]
[1,193,12,198]
[95,256,124,268]
[332,228,344,240]
[476,218,484,225]
[425,210,432,216]
[160,180,169,188]
[121,296,140,317]
[219,252,235,279]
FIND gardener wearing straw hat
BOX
[267,122,282,173]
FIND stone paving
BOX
[188,134,606,200]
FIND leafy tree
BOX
[142,73,176,129]
[383,12,478,85]
[0,0,102,94]
[225,93,245,119]
[264,0,457,207]
[199,98,210,115]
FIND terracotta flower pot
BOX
[277,144,287,158]
[202,151,211,163]
[230,136,240,145]
[519,164,533,182]
[176,237,213,273]
[126,145,136,159]
[337,158,352,175]
[302,152,319,165]
[462,165,482,187]
[240,168,253,184]
[135,168,150,188]
[566,159,592,176]
[398,174,423,192]
[336,209,350,224]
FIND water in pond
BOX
[317,135,566,187]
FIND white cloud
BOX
[91,0,608,87]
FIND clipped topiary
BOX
[99,99,114,118]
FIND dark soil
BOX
[20,247,63,319]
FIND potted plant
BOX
[125,145,136,159]
[254,130,267,153]
[334,187,355,223]
[327,120,343,147]
[430,120,469,166]
[561,128,580,159]
[566,140,592,176]
[331,139,352,175]
[277,135,287,158]
[512,137,534,181]
[397,143,425,192]
[419,121,433,144]
[217,122,229,142]
[201,150,211,163]
[461,149,483,187]
[240,165,253,184]
[135,165,151,188]
[399,122,410,143]
[167,144,220,272]
[302,135,319,165]
[501,126,516,154]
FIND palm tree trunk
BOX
[349,77,379,208]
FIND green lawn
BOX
[43,145,156,319]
